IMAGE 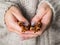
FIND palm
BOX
[21,4,52,40]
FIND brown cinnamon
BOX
[18,21,42,33]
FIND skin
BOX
[5,2,52,40]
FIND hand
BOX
[22,2,53,40]
[5,6,29,35]
[31,2,53,36]
[5,6,38,40]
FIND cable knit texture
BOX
[0,0,60,45]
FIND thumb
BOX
[11,6,29,26]
[31,5,48,25]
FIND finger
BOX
[24,30,43,37]
[31,5,49,24]
[5,13,23,32]
[20,31,42,40]
[7,27,26,40]
[24,30,34,34]
[32,9,52,36]
[7,27,21,35]
[41,9,52,31]
[21,30,41,39]
[11,6,29,25]
[41,8,52,27]
[21,33,38,40]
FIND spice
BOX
[18,22,27,32]
[30,26,36,31]
[30,22,42,33]
[18,21,42,33]
[35,22,41,33]
[21,26,26,32]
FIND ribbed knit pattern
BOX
[0,0,60,45]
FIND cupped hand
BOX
[5,6,29,35]
[5,2,53,40]
[31,2,53,37]
[22,2,53,40]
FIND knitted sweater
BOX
[0,0,60,45]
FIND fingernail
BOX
[31,22,35,26]
[23,21,29,27]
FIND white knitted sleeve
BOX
[0,2,18,28]
[39,0,60,23]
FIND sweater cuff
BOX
[40,0,56,23]
[0,2,18,28]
